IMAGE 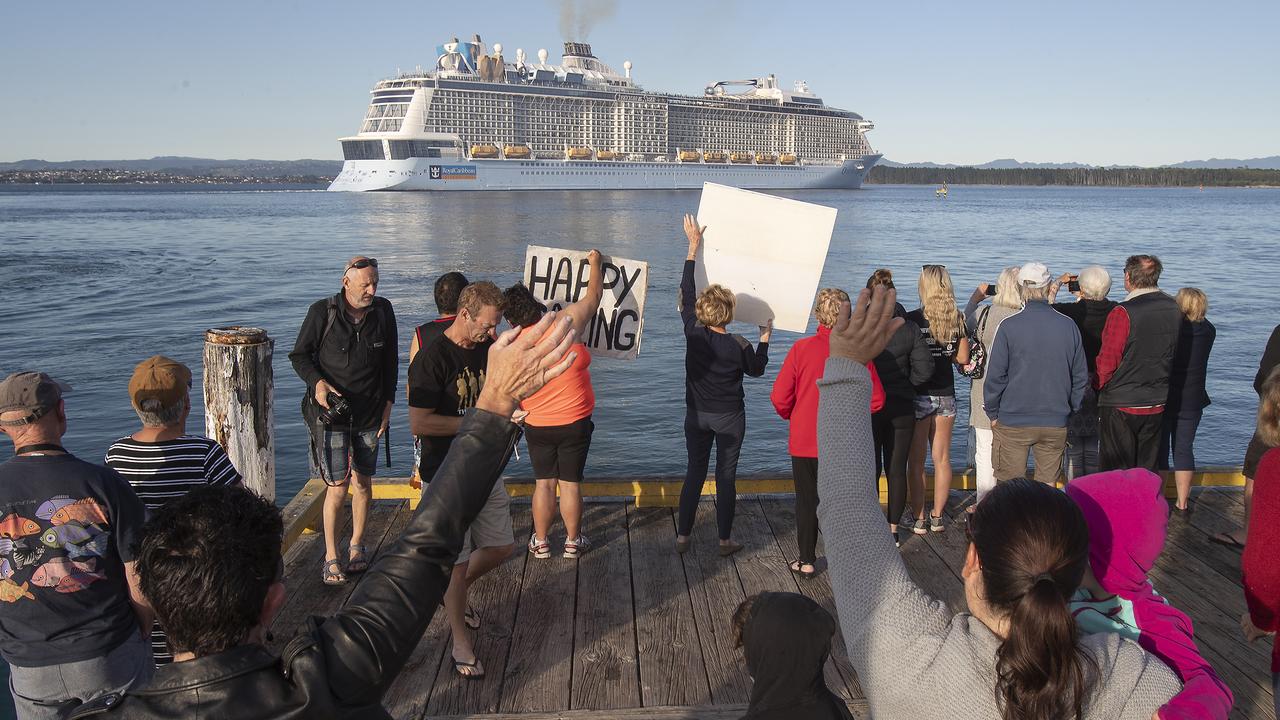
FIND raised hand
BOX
[829,286,905,366]
[477,312,578,419]
[587,249,602,268]
[683,213,705,260]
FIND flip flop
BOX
[1209,532,1245,550]
[464,605,481,630]
[789,560,817,579]
[453,655,485,679]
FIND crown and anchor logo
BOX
[429,165,442,179]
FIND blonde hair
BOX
[1259,366,1280,448]
[918,265,964,342]
[458,281,505,317]
[866,268,895,290]
[696,284,735,327]
[1176,287,1207,323]
[814,288,850,327]
[993,266,1023,310]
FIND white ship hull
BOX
[328,155,880,192]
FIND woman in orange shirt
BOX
[503,250,604,559]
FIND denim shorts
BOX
[914,395,957,420]
[315,426,379,481]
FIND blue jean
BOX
[8,633,153,719]
[1159,407,1203,472]
[677,407,746,541]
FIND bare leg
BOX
[1174,470,1193,510]
[908,416,933,520]
[323,481,349,566]
[465,544,515,584]
[559,482,583,540]
[444,562,480,675]
[931,415,956,518]
[348,470,372,555]
[532,478,557,542]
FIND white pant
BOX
[974,427,996,501]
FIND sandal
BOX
[789,560,817,579]
[464,604,481,630]
[346,544,370,574]
[322,559,347,586]
[452,654,485,679]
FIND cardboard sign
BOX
[523,246,649,360]
[693,183,837,333]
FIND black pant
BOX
[872,407,914,526]
[678,407,746,540]
[1099,407,1164,471]
[1158,407,1203,472]
[792,456,819,563]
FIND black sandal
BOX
[453,655,485,679]
[464,604,481,630]
[789,560,817,579]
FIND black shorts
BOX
[524,416,594,482]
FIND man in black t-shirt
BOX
[407,280,514,679]
[0,372,153,717]
[407,271,469,489]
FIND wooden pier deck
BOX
[269,488,1275,720]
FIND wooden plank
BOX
[429,699,870,720]
[627,506,712,708]
[1195,487,1247,524]
[494,507,577,714]
[753,498,862,701]
[280,477,327,553]
[426,507,529,716]
[570,502,641,711]
[679,499,751,705]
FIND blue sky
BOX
[1,0,1275,165]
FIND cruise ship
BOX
[328,35,881,192]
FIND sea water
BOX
[2,184,1276,500]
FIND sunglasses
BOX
[922,264,947,271]
[346,258,378,271]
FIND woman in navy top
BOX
[1162,287,1216,511]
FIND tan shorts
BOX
[458,478,514,565]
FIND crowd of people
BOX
[2,219,1279,718]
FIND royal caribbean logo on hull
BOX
[429,165,477,180]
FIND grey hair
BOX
[1078,265,1111,300]
[993,266,1024,310]
[135,396,185,428]
[1020,283,1052,302]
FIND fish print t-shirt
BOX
[407,334,491,482]
[0,453,146,667]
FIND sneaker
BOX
[930,514,945,533]
[563,534,591,559]
[912,518,928,535]
[528,533,550,559]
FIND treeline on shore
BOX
[867,165,1280,187]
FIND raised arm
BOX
[315,312,579,706]
[564,249,604,337]
[817,288,956,711]
[680,214,702,332]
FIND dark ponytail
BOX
[970,479,1098,720]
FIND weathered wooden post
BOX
[203,327,275,500]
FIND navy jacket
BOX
[983,300,1088,428]
[1168,318,1215,412]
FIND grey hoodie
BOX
[816,357,1181,719]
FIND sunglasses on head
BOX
[923,264,947,271]
[346,258,378,271]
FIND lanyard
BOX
[15,443,67,455]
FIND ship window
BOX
[389,141,446,159]
[342,140,385,160]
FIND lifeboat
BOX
[755,152,777,165]
[597,150,618,161]
[565,146,593,160]
[730,151,753,164]
[503,144,531,159]
[678,150,702,163]
[779,153,798,165]
[704,151,728,163]
[470,144,500,159]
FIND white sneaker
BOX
[563,534,591,559]
[528,533,550,559]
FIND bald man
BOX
[289,256,398,586]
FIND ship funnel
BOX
[563,41,595,58]
[623,60,632,78]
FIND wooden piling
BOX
[203,326,275,500]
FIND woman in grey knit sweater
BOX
[817,286,1181,720]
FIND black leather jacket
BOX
[78,409,519,719]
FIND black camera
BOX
[318,393,352,426]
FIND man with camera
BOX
[289,256,398,586]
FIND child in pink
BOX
[1066,468,1232,720]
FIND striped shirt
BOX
[105,435,241,664]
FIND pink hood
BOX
[1066,468,1167,594]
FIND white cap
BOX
[1018,262,1051,288]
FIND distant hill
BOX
[882,155,1280,170]
[0,157,343,178]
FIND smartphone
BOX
[984,285,998,296]
[1067,280,1081,292]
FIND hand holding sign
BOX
[524,246,650,360]
[683,213,704,260]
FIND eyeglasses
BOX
[346,258,378,271]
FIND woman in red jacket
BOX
[771,288,884,577]
[1242,365,1280,717]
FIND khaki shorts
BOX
[458,478,514,565]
